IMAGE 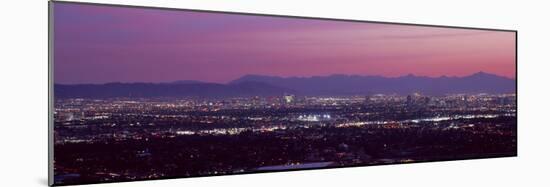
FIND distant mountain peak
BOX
[475,71,506,77]
[230,74,282,84]
[466,71,509,79]
[224,72,514,96]
[55,72,515,98]
[472,71,490,76]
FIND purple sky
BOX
[54,3,516,84]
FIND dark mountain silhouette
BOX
[55,72,515,98]
[229,72,515,96]
[170,80,205,84]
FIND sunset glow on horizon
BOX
[54,3,516,84]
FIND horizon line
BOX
[55,71,516,85]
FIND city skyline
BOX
[52,3,517,185]
[54,3,516,84]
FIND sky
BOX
[54,3,516,84]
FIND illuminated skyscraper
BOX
[284,94,295,103]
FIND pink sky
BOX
[54,3,516,84]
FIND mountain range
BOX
[55,72,515,98]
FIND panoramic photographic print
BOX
[51,2,517,186]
